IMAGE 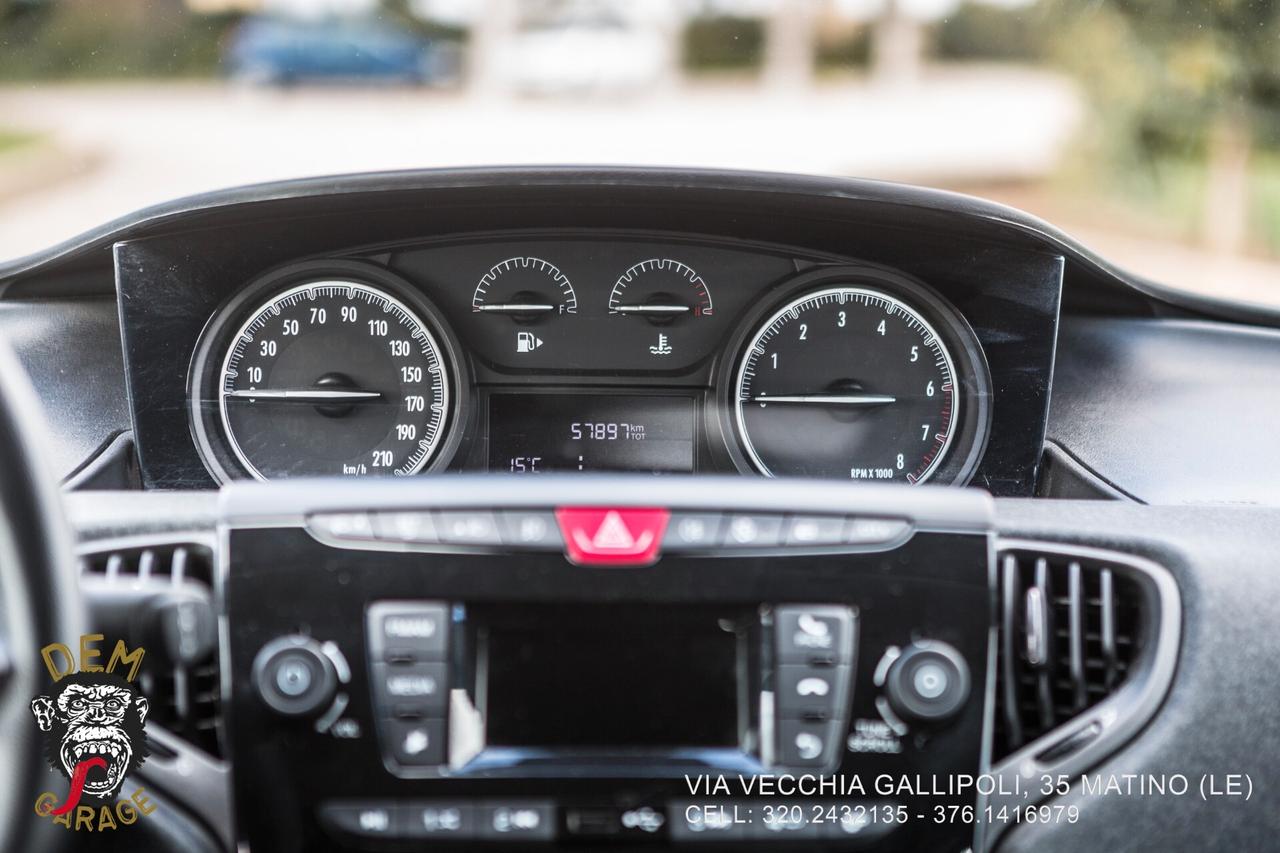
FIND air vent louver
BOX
[81,544,222,758]
[994,549,1144,761]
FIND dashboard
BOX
[182,237,997,487]
[5,168,1280,853]
[104,171,1062,494]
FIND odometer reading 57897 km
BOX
[218,280,451,480]
[734,286,959,483]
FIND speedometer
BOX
[214,278,453,480]
[729,272,989,484]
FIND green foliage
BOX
[682,15,764,72]
[0,1,237,80]
[935,2,1050,62]
[1045,0,1280,151]
[815,25,870,71]
[0,126,39,155]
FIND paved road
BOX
[0,69,1079,260]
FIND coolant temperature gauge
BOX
[608,259,713,323]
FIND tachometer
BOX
[216,279,452,480]
[731,276,986,484]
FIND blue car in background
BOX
[225,16,459,86]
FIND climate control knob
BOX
[885,641,970,724]
[252,635,338,718]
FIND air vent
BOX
[994,548,1145,761]
[81,543,222,758]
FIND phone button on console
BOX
[776,606,855,665]
[776,664,850,719]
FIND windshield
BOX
[1,0,1276,306]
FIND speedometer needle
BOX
[750,393,898,405]
[225,389,383,401]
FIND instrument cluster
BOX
[187,234,993,487]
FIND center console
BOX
[221,477,994,851]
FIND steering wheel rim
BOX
[0,342,83,851]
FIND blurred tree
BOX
[1053,0,1280,253]
[0,0,236,80]
[935,1,1049,62]
[682,15,764,73]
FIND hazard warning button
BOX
[554,507,670,567]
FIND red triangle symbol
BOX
[555,507,669,567]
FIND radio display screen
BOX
[487,393,695,474]
[480,604,743,749]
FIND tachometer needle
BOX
[474,303,556,314]
[612,304,691,314]
[750,393,898,405]
[225,389,383,401]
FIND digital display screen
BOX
[488,394,695,474]
[480,604,741,748]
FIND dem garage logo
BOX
[30,635,158,832]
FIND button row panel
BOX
[309,509,911,553]
[366,601,452,769]
[312,510,564,549]
[322,799,898,846]
[321,800,555,842]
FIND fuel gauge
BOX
[609,259,713,323]
[472,256,578,321]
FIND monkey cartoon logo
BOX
[31,671,149,801]
[29,634,159,832]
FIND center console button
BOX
[845,517,911,546]
[496,511,564,549]
[369,601,449,662]
[308,512,376,542]
[371,511,438,544]
[373,662,448,715]
[319,801,399,839]
[784,516,846,546]
[385,717,447,765]
[402,802,475,838]
[566,805,667,840]
[776,664,850,719]
[721,514,784,548]
[434,510,503,545]
[884,641,971,724]
[776,605,855,665]
[665,513,724,550]
[668,801,744,842]
[777,720,843,767]
[477,801,556,841]
[750,801,821,839]
[252,636,337,718]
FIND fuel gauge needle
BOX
[224,389,383,401]
[474,303,556,314]
[751,393,898,405]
